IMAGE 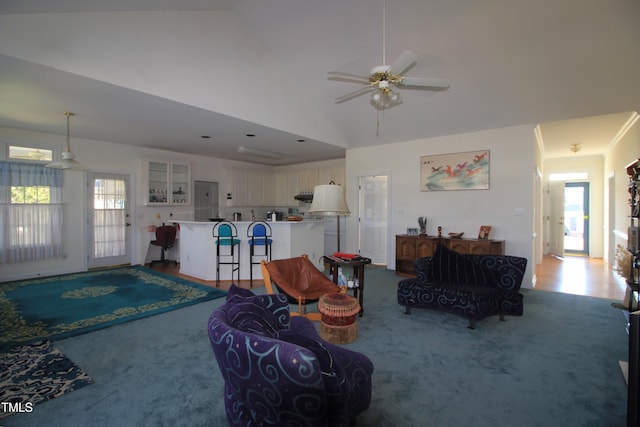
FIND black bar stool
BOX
[213,221,241,286]
[247,221,273,287]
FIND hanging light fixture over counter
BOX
[46,112,88,171]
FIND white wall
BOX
[604,114,640,261]
[345,124,537,288]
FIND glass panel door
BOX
[88,173,131,268]
[564,182,589,255]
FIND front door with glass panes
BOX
[87,173,131,268]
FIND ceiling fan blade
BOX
[335,86,375,103]
[401,76,450,90]
[390,50,418,75]
[328,71,371,84]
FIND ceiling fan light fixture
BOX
[46,112,88,171]
[371,87,402,110]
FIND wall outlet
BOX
[156,213,161,219]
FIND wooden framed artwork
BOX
[420,150,490,191]
[478,225,492,240]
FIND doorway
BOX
[194,181,219,222]
[358,175,389,265]
[564,182,589,255]
[87,173,131,268]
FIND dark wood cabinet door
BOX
[446,239,468,254]
[395,236,415,259]
[416,237,439,258]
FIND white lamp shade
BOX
[308,184,350,216]
[46,151,88,171]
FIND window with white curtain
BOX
[0,161,64,263]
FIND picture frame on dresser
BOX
[478,225,492,240]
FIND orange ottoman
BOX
[317,292,361,344]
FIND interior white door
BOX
[358,175,388,264]
[87,173,131,268]
[548,181,565,256]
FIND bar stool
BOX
[213,221,241,286]
[247,221,273,287]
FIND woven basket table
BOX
[317,292,361,344]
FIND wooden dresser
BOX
[395,235,505,276]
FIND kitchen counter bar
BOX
[176,220,326,282]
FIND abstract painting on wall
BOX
[420,150,490,191]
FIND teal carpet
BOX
[0,266,226,351]
[2,267,628,427]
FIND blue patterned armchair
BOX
[208,285,373,426]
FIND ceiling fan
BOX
[328,0,449,111]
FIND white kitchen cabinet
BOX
[298,169,318,193]
[247,171,274,206]
[262,173,275,205]
[144,160,191,206]
[230,169,276,206]
[287,172,300,203]
[227,169,248,206]
[318,166,345,186]
[274,173,289,205]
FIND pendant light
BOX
[46,112,88,171]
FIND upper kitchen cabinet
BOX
[298,169,318,193]
[144,160,191,206]
[227,169,248,206]
[228,169,275,207]
[248,171,275,206]
[318,167,345,186]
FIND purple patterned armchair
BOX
[208,285,373,426]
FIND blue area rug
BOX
[0,266,226,351]
[0,340,94,419]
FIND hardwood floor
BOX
[534,254,626,301]
[147,254,627,301]
[145,262,260,291]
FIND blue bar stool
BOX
[213,221,241,286]
[247,221,273,287]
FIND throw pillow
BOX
[226,283,256,301]
[226,286,283,337]
[430,244,495,286]
[429,243,447,283]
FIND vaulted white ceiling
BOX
[0,0,638,165]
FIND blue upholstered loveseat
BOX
[397,244,527,329]
[208,285,374,426]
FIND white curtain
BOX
[0,161,64,263]
[0,204,64,262]
[92,177,126,259]
[93,208,125,258]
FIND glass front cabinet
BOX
[144,160,191,206]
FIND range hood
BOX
[294,193,313,203]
